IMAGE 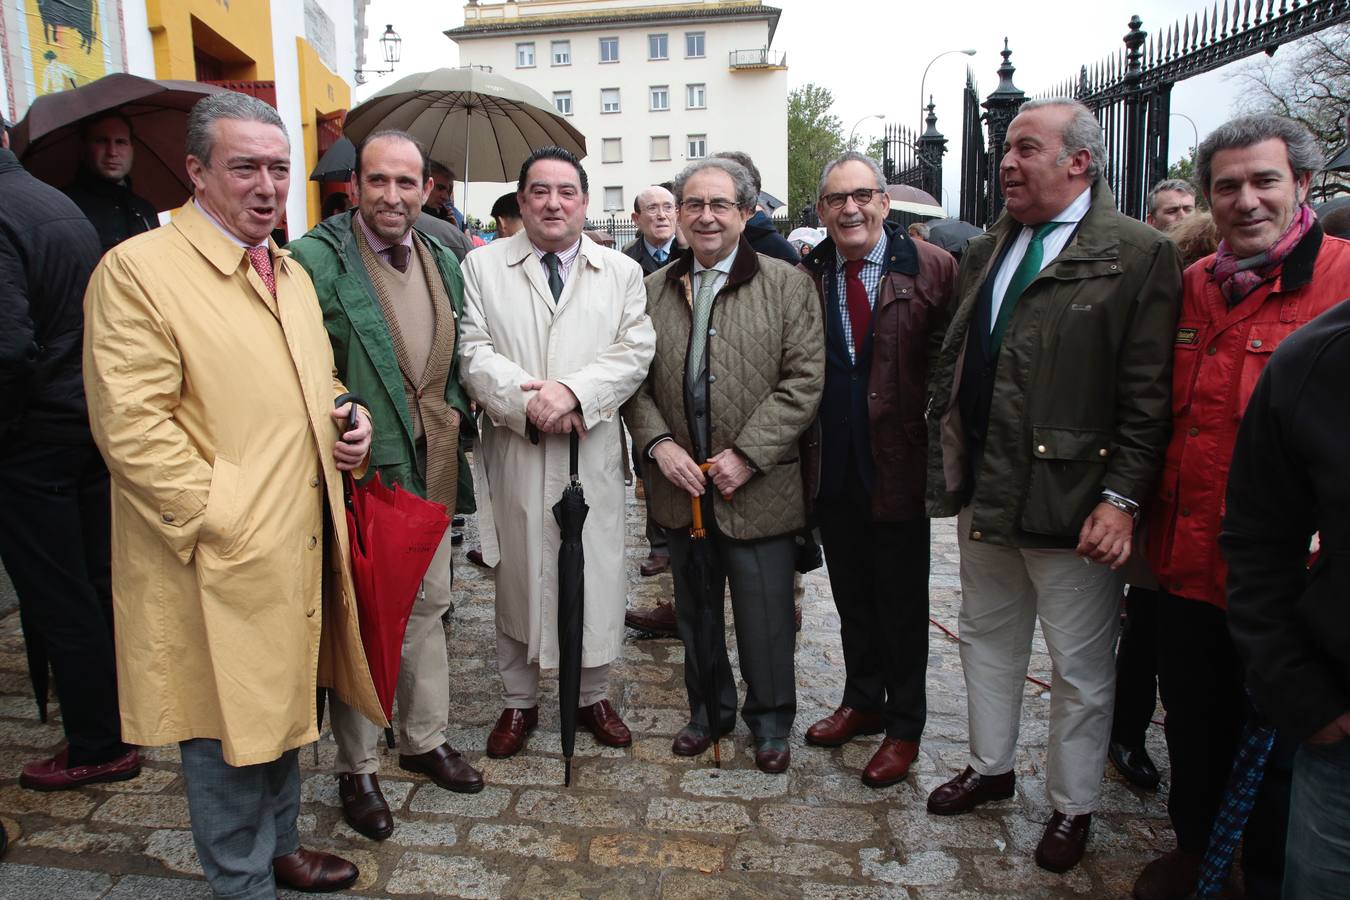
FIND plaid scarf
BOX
[1210,204,1314,306]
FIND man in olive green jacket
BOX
[923,100,1181,873]
[623,157,824,774]
[288,131,481,844]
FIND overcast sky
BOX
[356,0,1260,215]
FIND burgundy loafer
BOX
[20,747,141,792]
[337,772,393,840]
[639,552,671,577]
[399,742,484,794]
[671,723,712,757]
[805,706,884,747]
[273,847,359,892]
[754,738,791,774]
[625,600,678,636]
[1035,811,1092,873]
[486,707,538,758]
[926,766,1016,815]
[862,738,920,788]
[578,699,632,747]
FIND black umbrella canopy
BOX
[552,432,588,787]
[924,217,983,255]
[684,486,724,769]
[310,136,356,182]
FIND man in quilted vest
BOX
[623,157,824,774]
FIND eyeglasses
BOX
[679,198,739,215]
[820,188,883,210]
[641,202,676,215]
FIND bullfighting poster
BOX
[0,0,128,122]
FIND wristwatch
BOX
[1100,493,1139,520]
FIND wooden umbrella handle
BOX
[690,463,712,537]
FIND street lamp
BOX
[1170,112,1200,153]
[920,49,976,129]
[355,24,402,85]
[848,114,886,147]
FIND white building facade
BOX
[447,0,787,222]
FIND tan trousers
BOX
[496,629,610,709]
[331,526,454,774]
[956,508,1123,815]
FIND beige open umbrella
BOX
[343,67,587,211]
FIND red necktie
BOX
[387,243,410,273]
[246,246,276,298]
[844,258,871,353]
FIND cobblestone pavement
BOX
[0,486,1174,898]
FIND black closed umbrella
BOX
[685,468,724,769]
[310,137,356,182]
[553,431,588,786]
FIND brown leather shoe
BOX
[20,747,141,792]
[754,738,791,773]
[486,707,538,758]
[337,773,393,840]
[466,547,491,568]
[625,600,678,636]
[272,847,359,892]
[635,478,646,500]
[639,552,670,577]
[399,742,484,794]
[862,738,920,788]
[578,699,632,747]
[671,723,712,757]
[1132,849,1203,900]
[1035,811,1092,873]
[805,706,884,747]
[926,766,1016,815]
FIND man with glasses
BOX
[623,157,823,773]
[799,152,957,789]
[924,99,1180,873]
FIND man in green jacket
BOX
[923,99,1181,873]
[288,129,482,843]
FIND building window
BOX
[649,85,669,111]
[601,88,620,114]
[516,42,535,68]
[551,40,571,66]
[553,91,573,116]
[685,32,705,58]
[602,138,622,163]
[648,33,668,60]
[604,186,623,211]
[686,83,706,109]
[599,36,619,63]
[651,135,671,161]
[687,134,707,159]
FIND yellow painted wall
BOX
[296,38,351,228]
[146,0,275,81]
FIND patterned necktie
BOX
[653,247,668,264]
[688,269,719,381]
[843,258,871,356]
[246,246,276,298]
[541,251,564,301]
[990,221,1062,354]
[387,243,410,273]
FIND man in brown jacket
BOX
[799,152,957,788]
[623,157,824,774]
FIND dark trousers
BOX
[816,467,930,741]
[1112,585,1159,747]
[1157,592,1288,894]
[0,439,123,765]
[666,521,796,740]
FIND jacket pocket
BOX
[1171,319,1206,414]
[200,455,241,556]
[1021,425,1111,538]
[1236,321,1297,420]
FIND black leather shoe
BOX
[1109,740,1161,791]
[926,766,1015,815]
[338,773,393,841]
[273,848,359,892]
[399,742,484,794]
[0,820,8,859]
[1035,811,1092,873]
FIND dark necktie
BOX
[542,251,564,301]
[387,243,410,273]
[844,258,871,355]
[991,221,1062,354]
[246,246,276,298]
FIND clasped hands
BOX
[521,380,586,436]
[1075,501,1134,569]
[652,442,752,498]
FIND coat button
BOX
[708,374,716,383]
[1036,444,1047,454]
[1188,426,1199,437]
[708,328,716,336]
[308,535,318,549]
[310,475,320,487]
[306,608,316,618]
[971,530,983,540]
[1251,338,1263,348]
[1207,345,1217,355]
[162,512,175,523]
[1180,508,1191,517]
[1098,448,1108,457]
[869,392,878,399]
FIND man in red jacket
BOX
[1136,114,1350,900]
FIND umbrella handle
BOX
[569,430,580,483]
[690,463,712,538]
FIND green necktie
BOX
[542,251,564,301]
[687,269,719,385]
[990,221,1062,355]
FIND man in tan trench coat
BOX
[83,92,383,899]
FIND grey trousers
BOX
[667,527,797,740]
[331,526,455,772]
[179,739,300,900]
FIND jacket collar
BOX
[665,234,760,290]
[504,227,607,273]
[800,222,919,278]
[983,177,1120,261]
[1275,220,1324,292]
[0,147,22,176]
[71,165,137,197]
[172,200,289,277]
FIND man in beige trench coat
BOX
[83,92,384,899]
[460,147,655,758]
